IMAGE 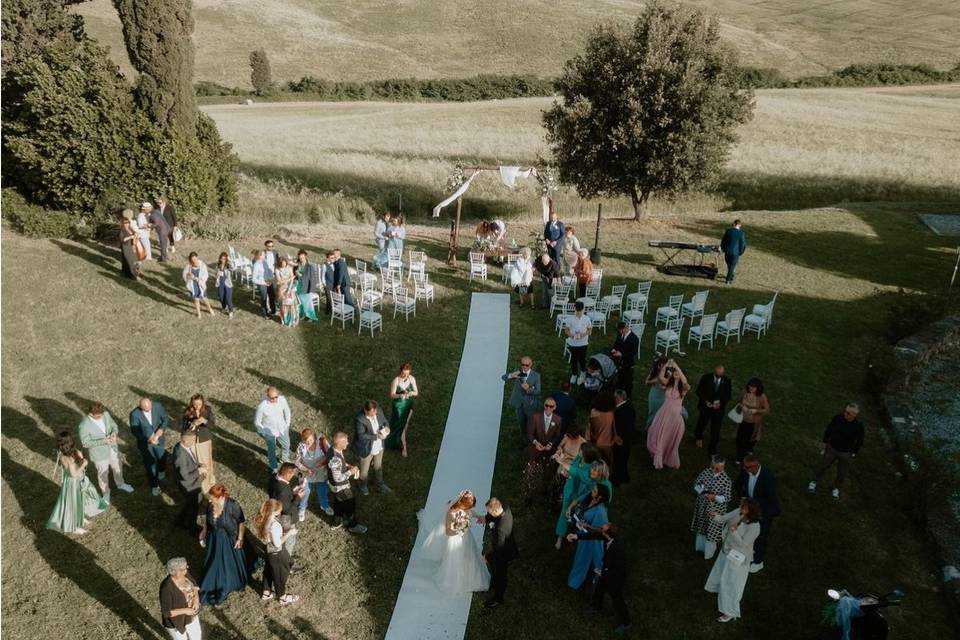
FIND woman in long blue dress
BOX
[387,214,406,261]
[567,483,610,589]
[199,483,248,605]
[47,432,108,534]
[554,445,614,548]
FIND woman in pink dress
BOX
[646,358,689,469]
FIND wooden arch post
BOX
[447,196,463,265]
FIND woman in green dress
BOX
[553,443,614,549]
[385,363,419,457]
[47,431,108,534]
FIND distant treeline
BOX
[195,63,960,102]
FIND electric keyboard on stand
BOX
[648,241,720,279]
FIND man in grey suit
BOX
[172,431,205,534]
[502,356,542,450]
[352,400,392,496]
[295,250,317,294]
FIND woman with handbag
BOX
[510,247,535,307]
[704,498,762,622]
[734,378,770,464]
[120,213,141,280]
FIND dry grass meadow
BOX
[75,0,960,87]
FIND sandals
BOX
[279,594,300,606]
[261,591,274,601]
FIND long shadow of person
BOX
[292,616,333,639]
[1,450,167,639]
[243,368,319,411]
[3,404,62,462]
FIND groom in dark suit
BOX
[610,322,640,398]
[480,497,518,609]
[694,365,732,456]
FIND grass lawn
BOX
[74,0,960,87]
[3,194,960,638]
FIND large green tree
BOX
[543,2,754,220]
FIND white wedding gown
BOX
[419,508,490,593]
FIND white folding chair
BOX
[502,253,522,283]
[681,290,709,322]
[469,252,487,282]
[687,312,718,350]
[381,268,402,298]
[744,302,773,339]
[413,273,434,306]
[591,268,603,286]
[360,289,382,313]
[715,308,745,344]
[626,281,652,313]
[407,251,426,282]
[654,316,684,356]
[307,292,321,316]
[556,302,576,336]
[587,302,609,335]
[356,258,377,290]
[600,284,627,317]
[628,320,646,344]
[393,287,416,321]
[330,292,354,328]
[751,291,779,328]
[358,309,383,337]
[655,294,683,327]
[550,283,573,317]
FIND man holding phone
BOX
[502,356,541,450]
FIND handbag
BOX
[727,404,743,424]
[172,226,184,242]
[133,235,146,261]
[727,549,746,566]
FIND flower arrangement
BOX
[450,509,471,536]
[473,237,498,252]
[535,164,559,196]
[445,163,466,193]
[528,231,548,255]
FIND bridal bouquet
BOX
[450,510,471,536]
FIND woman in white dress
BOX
[510,247,534,307]
[419,490,490,593]
[135,202,153,261]
[704,497,762,623]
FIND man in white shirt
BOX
[352,400,392,496]
[254,386,292,473]
[564,301,592,386]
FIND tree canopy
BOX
[542,1,754,220]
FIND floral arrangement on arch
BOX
[535,164,559,196]
[472,237,498,253]
[445,163,467,192]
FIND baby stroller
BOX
[583,353,618,393]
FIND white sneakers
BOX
[118,484,135,493]
[807,481,816,493]
[749,562,763,573]
[832,488,840,499]
[322,506,335,516]
[151,487,161,497]
[298,512,306,523]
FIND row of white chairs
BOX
[654,292,778,355]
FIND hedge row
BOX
[196,63,960,102]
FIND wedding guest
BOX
[736,455,780,573]
[47,431,108,534]
[611,390,637,486]
[610,322,640,397]
[480,497,519,609]
[263,239,279,293]
[694,365,732,456]
[173,431,205,535]
[333,249,355,308]
[214,252,234,318]
[535,253,562,309]
[550,382,578,433]
[564,301,592,386]
[321,251,337,313]
[78,401,134,504]
[387,214,406,257]
[294,428,334,521]
[574,248,593,298]
[160,557,202,640]
[691,455,733,560]
[555,445,608,549]
[156,194,178,254]
[562,225,581,276]
[183,394,217,493]
[182,253,215,318]
[385,363,418,457]
[644,356,669,429]
[567,483,610,589]
[136,202,153,261]
[704,498,762,622]
[544,209,566,264]
[149,204,171,262]
[510,247,535,307]
[551,423,587,508]
[646,359,688,470]
[570,523,630,635]
[808,403,865,499]
[720,219,747,285]
[120,214,140,280]
[525,398,563,501]
[734,378,770,464]
[255,499,299,605]
[254,386,292,473]
[294,250,319,322]
[327,432,367,533]
[267,463,304,555]
[588,392,617,468]
[501,356,541,449]
[352,400,392,496]
[251,250,275,318]
[129,397,169,496]
[275,257,298,327]
[199,483,247,605]
[374,212,389,263]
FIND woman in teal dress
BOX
[47,432,108,535]
[554,444,614,548]
[385,363,419,456]
[199,483,248,605]
[566,483,610,589]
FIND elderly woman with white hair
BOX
[509,246,535,307]
[160,557,202,639]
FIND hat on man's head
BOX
[141,202,152,209]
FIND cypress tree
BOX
[249,49,273,95]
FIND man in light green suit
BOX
[78,400,134,503]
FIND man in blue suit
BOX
[321,250,337,315]
[720,219,747,284]
[543,210,565,265]
[737,454,781,573]
[129,397,169,496]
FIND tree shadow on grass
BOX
[0,449,166,639]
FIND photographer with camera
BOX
[267,462,304,559]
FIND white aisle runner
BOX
[385,293,511,640]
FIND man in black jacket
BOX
[694,365,732,456]
[333,249,355,307]
[611,390,636,486]
[737,455,781,573]
[568,522,630,634]
[267,463,304,554]
[480,497,518,609]
[155,194,178,253]
[808,403,865,499]
[610,322,640,398]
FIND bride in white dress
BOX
[419,490,490,593]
